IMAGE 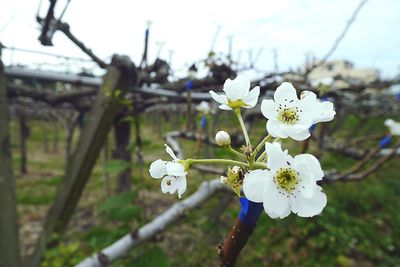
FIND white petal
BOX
[165,144,179,161]
[219,104,233,110]
[176,177,187,198]
[161,176,174,193]
[294,154,324,181]
[209,90,228,105]
[317,102,336,122]
[243,169,270,203]
[223,75,250,100]
[149,159,167,179]
[274,82,298,104]
[265,142,288,170]
[242,86,260,108]
[263,178,291,218]
[291,186,327,217]
[166,162,186,177]
[293,163,314,198]
[266,119,288,138]
[288,128,311,141]
[261,99,278,119]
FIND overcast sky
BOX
[1,0,399,79]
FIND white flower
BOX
[215,130,231,146]
[209,75,260,110]
[196,101,211,114]
[149,145,187,198]
[261,82,334,141]
[384,119,400,136]
[243,142,327,219]
[300,91,336,123]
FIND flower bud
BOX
[215,131,231,146]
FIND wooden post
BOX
[113,110,132,193]
[0,60,21,267]
[27,55,137,267]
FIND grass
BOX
[11,112,400,267]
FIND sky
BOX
[0,0,399,79]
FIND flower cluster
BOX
[150,75,335,219]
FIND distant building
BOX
[308,60,379,89]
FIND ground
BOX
[12,112,400,267]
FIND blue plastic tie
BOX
[238,197,263,226]
[309,123,317,133]
[200,116,207,128]
[185,80,193,91]
[379,135,392,148]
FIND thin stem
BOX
[234,108,250,146]
[251,134,271,159]
[251,162,268,169]
[256,151,266,162]
[227,146,247,160]
[187,158,249,169]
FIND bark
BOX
[113,111,132,193]
[0,60,21,267]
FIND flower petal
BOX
[219,104,233,110]
[274,82,298,104]
[243,169,270,203]
[288,128,311,141]
[263,178,290,218]
[242,86,260,108]
[166,162,186,177]
[223,75,250,100]
[161,176,174,194]
[294,154,324,181]
[261,99,278,119]
[209,90,228,105]
[291,185,327,217]
[266,119,288,138]
[149,159,167,179]
[176,177,187,198]
[165,144,179,161]
[265,142,288,170]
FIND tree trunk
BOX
[0,60,21,267]
[113,111,132,193]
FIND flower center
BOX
[277,107,299,125]
[228,99,247,109]
[274,168,299,193]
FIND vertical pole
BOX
[0,58,21,267]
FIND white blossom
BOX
[215,130,231,146]
[243,142,327,219]
[209,75,260,110]
[261,82,334,141]
[196,101,211,114]
[149,145,187,198]
[384,119,400,136]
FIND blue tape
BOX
[185,80,193,90]
[238,197,263,226]
[379,135,392,148]
[309,123,317,133]
[200,116,207,128]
